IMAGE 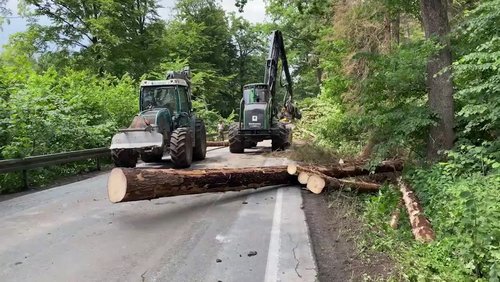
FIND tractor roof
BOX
[140,79,188,87]
[243,83,267,88]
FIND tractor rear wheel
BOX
[193,119,207,161]
[229,123,244,153]
[111,149,138,168]
[272,123,290,151]
[170,127,193,168]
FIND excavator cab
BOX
[243,84,269,103]
[229,30,300,153]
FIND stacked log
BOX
[287,164,383,194]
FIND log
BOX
[338,179,381,191]
[390,199,404,229]
[297,172,310,185]
[287,164,298,175]
[207,141,229,147]
[306,175,325,194]
[397,178,435,242]
[286,160,403,179]
[287,164,382,193]
[304,171,380,194]
[107,166,295,203]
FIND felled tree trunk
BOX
[107,166,295,203]
[390,199,404,229]
[398,178,435,242]
[287,160,403,179]
[207,141,229,147]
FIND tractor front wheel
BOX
[170,127,193,168]
[229,123,244,153]
[193,119,207,161]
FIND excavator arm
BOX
[264,30,301,120]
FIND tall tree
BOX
[22,0,166,77]
[229,14,266,91]
[420,0,455,160]
[161,0,239,116]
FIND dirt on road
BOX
[302,190,396,282]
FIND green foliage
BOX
[20,0,166,78]
[364,146,500,281]
[275,0,500,280]
[0,66,136,192]
[453,0,500,144]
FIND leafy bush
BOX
[0,67,136,192]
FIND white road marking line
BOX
[264,188,283,282]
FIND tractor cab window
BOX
[244,87,268,104]
[177,86,190,113]
[141,86,177,114]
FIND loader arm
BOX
[264,30,294,110]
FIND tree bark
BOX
[398,178,435,242]
[107,166,296,203]
[287,160,403,179]
[420,0,455,161]
[390,198,404,229]
[391,13,400,46]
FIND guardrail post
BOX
[22,170,29,190]
[96,158,101,171]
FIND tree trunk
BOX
[391,13,400,46]
[107,166,295,203]
[287,160,403,179]
[420,0,455,161]
[398,178,435,242]
[390,199,404,229]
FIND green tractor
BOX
[229,30,301,153]
[109,67,206,168]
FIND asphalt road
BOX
[0,144,317,282]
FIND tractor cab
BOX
[139,80,191,116]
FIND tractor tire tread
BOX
[170,127,193,168]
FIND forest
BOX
[0,0,499,280]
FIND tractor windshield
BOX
[243,86,268,104]
[141,86,177,113]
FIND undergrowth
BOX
[363,145,500,281]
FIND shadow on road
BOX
[116,185,286,229]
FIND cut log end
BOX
[287,164,297,175]
[297,172,310,185]
[108,168,127,203]
[307,175,326,194]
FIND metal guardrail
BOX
[0,148,111,189]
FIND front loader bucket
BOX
[110,130,163,150]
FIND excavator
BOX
[229,30,301,153]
